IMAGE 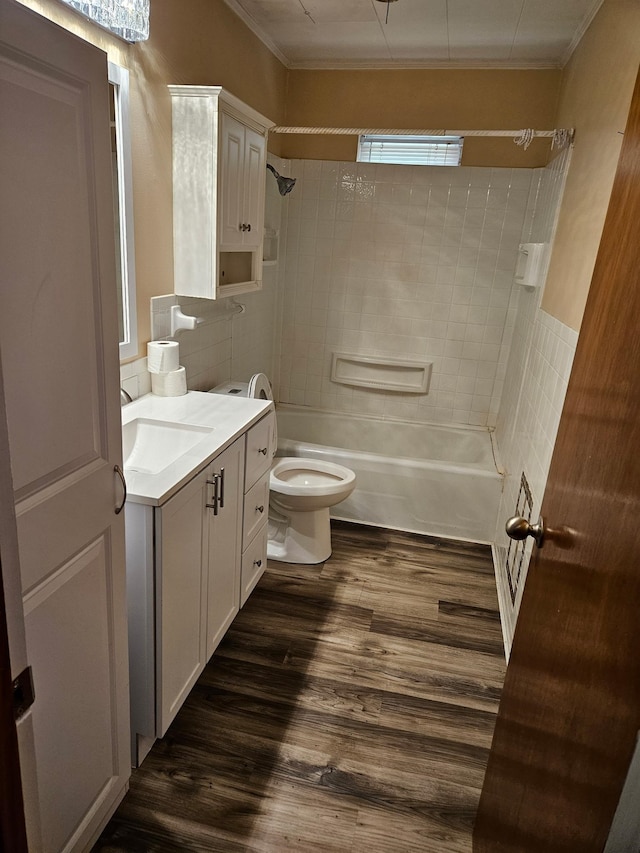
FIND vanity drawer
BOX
[241,524,267,606]
[243,472,269,545]
[245,412,275,490]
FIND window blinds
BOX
[357,134,463,166]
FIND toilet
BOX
[209,374,356,564]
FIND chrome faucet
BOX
[120,388,133,405]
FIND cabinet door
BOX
[205,439,243,658]
[156,471,208,736]
[219,111,245,248]
[242,125,266,250]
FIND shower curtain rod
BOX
[270,126,566,137]
[269,126,575,149]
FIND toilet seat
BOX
[270,457,355,499]
[248,373,272,400]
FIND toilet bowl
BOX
[268,458,356,563]
[209,374,356,564]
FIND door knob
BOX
[505,515,545,547]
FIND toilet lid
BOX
[248,373,273,401]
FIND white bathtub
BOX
[276,405,503,543]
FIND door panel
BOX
[474,65,640,852]
[156,470,208,736]
[0,2,130,850]
[23,537,120,853]
[243,126,265,249]
[219,112,244,247]
[1,61,106,500]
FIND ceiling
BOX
[222,0,604,69]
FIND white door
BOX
[0,2,130,851]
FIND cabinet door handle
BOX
[206,475,219,515]
[256,505,264,513]
[253,559,262,568]
[258,447,268,456]
[247,223,251,232]
[219,467,225,509]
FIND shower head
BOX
[266,163,296,196]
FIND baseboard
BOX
[491,543,513,661]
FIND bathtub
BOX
[276,405,503,543]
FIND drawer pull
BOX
[253,559,262,568]
[258,447,268,455]
[256,505,264,513]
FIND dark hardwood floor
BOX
[94,522,506,853]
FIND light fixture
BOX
[59,0,150,42]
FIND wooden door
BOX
[474,66,640,852]
[0,2,130,851]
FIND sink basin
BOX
[122,418,214,475]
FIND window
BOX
[357,134,463,167]
[108,63,138,361]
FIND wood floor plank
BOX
[94,522,505,852]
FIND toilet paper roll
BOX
[151,366,187,397]
[147,340,180,374]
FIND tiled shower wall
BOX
[492,147,577,654]
[276,160,533,427]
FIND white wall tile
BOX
[493,146,575,655]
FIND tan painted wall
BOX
[542,0,640,331]
[18,0,288,358]
[281,69,561,167]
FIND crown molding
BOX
[287,58,563,71]
[222,0,291,67]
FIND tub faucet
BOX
[120,388,132,405]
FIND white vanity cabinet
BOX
[170,85,272,299]
[124,395,275,767]
[127,437,244,762]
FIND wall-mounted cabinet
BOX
[170,86,273,299]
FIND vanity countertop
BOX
[122,391,273,507]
